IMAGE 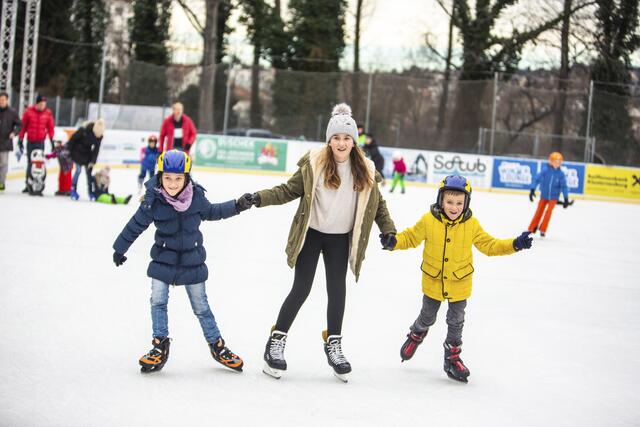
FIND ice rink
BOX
[1,166,639,427]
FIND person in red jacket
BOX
[158,102,197,154]
[18,95,55,192]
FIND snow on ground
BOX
[1,167,639,427]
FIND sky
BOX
[168,0,640,72]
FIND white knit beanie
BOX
[325,103,359,144]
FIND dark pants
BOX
[25,141,44,184]
[275,228,349,336]
[72,162,93,196]
[410,295,467,346]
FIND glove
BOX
[562,199,570,209]
[235,193,254,213]
[16,140,24,161]
[380,233,397,250]
[88,162,95,169]
[529,189,536,202]
[513,231,533,251]
[252,192,261,207]
[113,252,127,266]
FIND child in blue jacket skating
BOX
[138,135,159,193]
[112,150,255,373]
[527,152,571,237]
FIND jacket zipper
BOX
[174,211,184,285]
[441,224,449,299]
[547,174,554,199]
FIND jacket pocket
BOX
[421,261,441,278]
[452,263,474,280]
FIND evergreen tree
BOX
[589,0,640,165]
[272,0,347,139]
[65,0,108,100]
[127,0,172,105]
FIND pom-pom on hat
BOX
[325,103,359,144]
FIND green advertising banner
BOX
[194,135,287,171]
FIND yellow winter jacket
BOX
[394,205,517,302]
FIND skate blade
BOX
[262,363,283,379]
[333,372,349,383]
[445,370,469,383]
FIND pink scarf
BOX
[157,182,193,212]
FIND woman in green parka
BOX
[250,103,397,381]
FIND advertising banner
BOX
[539,162,585,194]
[430,152,493,189]
[584,165,640,200]
[491,157,539,190]
[379,147,428,183]
[194,135,287,171]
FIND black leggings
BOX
[275,228,349,336]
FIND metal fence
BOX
[23,60,640,167]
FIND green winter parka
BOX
[256,147,396,282]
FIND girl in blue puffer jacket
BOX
[527,151,570,237]
[112,150,255,373]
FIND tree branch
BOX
[490,0,596,64]
[176,0,205,35]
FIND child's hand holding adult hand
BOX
[113,252,127,266]
[235,193,254,213]
[513,231,533,251]
[380,233,397,250]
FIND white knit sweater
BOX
[309,159,357,234]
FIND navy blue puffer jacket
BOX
[113,176,238,285]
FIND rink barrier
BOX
[5,128,639,204]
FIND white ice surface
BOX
[1,168,639,427]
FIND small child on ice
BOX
[389,151,407,194]
[380,175,533,383]
[528,151,571,237]
[91,166,132,204]
[139,135,159,193]
[112,150,255,373]
[45,140,74,196]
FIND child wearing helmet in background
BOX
[112,149,255,374]
[389,151,407,194]
[528,152,571,237]
[379,175,533,383]
[138,135,159,193]
[91,166,132,204]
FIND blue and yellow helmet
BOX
[157,149,191,174]
[437,175,472,213]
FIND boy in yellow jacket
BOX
[380,175,532,382]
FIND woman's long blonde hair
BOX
[320,143,373,192]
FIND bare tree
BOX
[175,0,221,132]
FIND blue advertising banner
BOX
[492,158,539,190]
[540,162,585,194]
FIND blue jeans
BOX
[150,278,221,344]
[72,162,93,196]
[138,165,155,184]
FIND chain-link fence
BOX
[27,60,640,167]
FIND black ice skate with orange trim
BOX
[209,338,244,372]
[139,337,171,373]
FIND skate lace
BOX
[269,335,286,360]
[327,339,348,365]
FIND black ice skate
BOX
[139,337,171,373]
[323,330,351,382]
[263,329,288,379]
[209,338,244,372]
[443,342,470,383]
[400,329,428,362]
